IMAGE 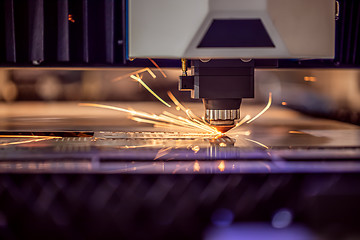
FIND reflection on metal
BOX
[304,76,317,82]
[3,160,360,174]
[218,161,225,172]
[193,160,200,172]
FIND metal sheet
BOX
[0,102,359,173]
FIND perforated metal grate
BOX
[0,174,360,239]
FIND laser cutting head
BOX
[206,112,237,133]
[180,59,254,132]
[204,99,241,133]
[128,0,335,132]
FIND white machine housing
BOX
[129,0,335,59]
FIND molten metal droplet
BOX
[215,125,235,133]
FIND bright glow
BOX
[282,101,287,106]
[288,130,306,134]
[193,160,200,172]
[68,14,75,23]
[231,131,251,137]
[304,76,317,82]
[130,75,171,107]
[272,209,293,229]
[244,131,251,136]
[218,161,225,172]
[247,92,272,124]
[191,146,200,153]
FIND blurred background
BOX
[1,68,360,126]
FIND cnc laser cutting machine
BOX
[1,0,360,239]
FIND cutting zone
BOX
[1,101,360,174]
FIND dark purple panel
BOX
[198,19,275,48]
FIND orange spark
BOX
[167,91,220,134]
[191,146,200,153]
[112,67,156,82]
[213,134,225,140]
[193,160,200,172]
[0,135,61,139]
[219,142,227,147]
[245,138,269,149]
[80,90,272,137]
[304,76,317,82]
[0,139,46,146]
[288,130,306,134]
[218,161,225,172]
[247,92,272,124]
[281,101,287,106]
[167,91,188,113]
[80,103,219,135]
[130,75,171,107]
[225,115,251,134]
[68,14,75,23]
[148,58,167,78]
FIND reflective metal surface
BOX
[0,102,359,173]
